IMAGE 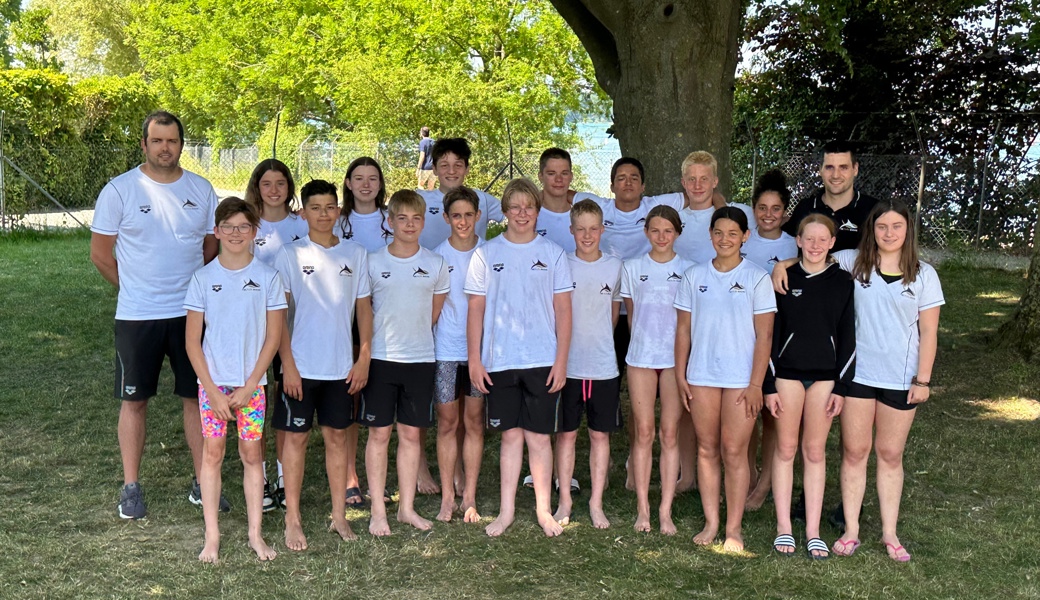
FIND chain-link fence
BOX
[4,124,1038,256]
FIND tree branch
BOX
[548,0,621,97]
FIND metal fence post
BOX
[910,113,927,234]
[976,119,1001,249]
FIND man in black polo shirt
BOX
[783,141,878,250]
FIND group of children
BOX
[188,139,942,566]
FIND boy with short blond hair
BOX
[466,177,573,538]
[362,189,451,535]
[552,199,623,529]
[185,197,286,563]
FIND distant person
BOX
[782,141,879,252]
[90,110,222,520]
[417,127,436,190]
[184,197,286,563]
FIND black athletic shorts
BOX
[358,359,436,428]
[272,377,354,432]
[845,381,916,412]
[486,367,559,435]
[560,376,623,433]
[113,317,197,401]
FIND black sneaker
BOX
[118,482,147,520]
[262,482,282,512]
[791,490,806,522]
[189,477,231,513]
[828,501,846,532]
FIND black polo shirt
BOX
[782,190,879,252]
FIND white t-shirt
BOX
[674,259,777,387]
[741,229,798,272]
[274,238,371,380]
[183,257,287,386]
[589,193,683,260]
[465,235,573,372]
[367,246,450,363]
[834,250,946,390]
[567,253,622,379]
[91,166,219,320]
[620,253,694,369]
[674,202,757,265]
[534,192,596,253]
[337,210,393,252]
[254,214,308,266]
[433,238,485,362]
[417,188,504,249]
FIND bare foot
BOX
[397,509,433,531]
[284,522,308,551]
[485,512,514,537]
[249,536,278,561]
[537,510,563,537]
[634,511,651,533]
[589,504,610,529]
[462,504,481,524]
[745,480,770,511]
[198,532,220,563]
[553,503,572,526]
[436,500,456,523]
[330,516,357,541]
[417,469,440,495]
[692,523,718,546]
[660,511,677,536]
[369,514,391,537]
[723,532,745,553]
[625,457,634,491]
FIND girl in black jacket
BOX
[764,213,855,559]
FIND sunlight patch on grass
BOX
[985,311,1008,318]
[969,397,1040,421]
[976,291,1020,305]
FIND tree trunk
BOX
[550,0,742,196]
[999,222,1040,359]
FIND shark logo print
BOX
[531,260,548,271]
[600,284,612,295]
[839,220,858,232]
[339,264,353,276]
[182,199,199,210]
[667,272,682,282]
[901,288,916,299]
[413,267,430,277]
[729,282,746,293]
[242,279,261,291]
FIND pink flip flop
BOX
[885,541,912,562]
[832,537,861,557]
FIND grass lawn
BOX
[1,230,1039,599]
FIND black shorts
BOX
[113,317,197,401]
[560,377,623,433]
[613,318,631,376]
[358,360,436,428]
[846,381,915,412]
[486,367,559,434]
[272,378,354,432]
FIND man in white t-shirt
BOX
[668,151,755,264]
[90,111,220,520]
[416,137,504,249]
[466,178,573,539]
[361,190,450,536]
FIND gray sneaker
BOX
[118,482,147,520]
[189,477,231,513]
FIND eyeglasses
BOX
[219,224,255,234]
[506,205,536,216]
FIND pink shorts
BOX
[198,385,266,441]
